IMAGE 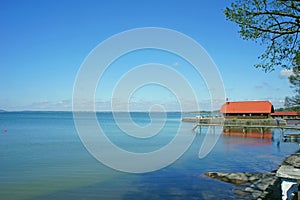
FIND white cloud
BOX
[28,99,72,111]
[279,69,293,79]
[269,98,286,109]
[15,96,225,112]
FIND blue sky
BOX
[0,0,294,111]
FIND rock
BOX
[245,187,254,192]
[204,172,218,178]
[282,152,300,168]
[226,173,248,184]
[256,181,269,191]
[205,172,260,185]
[205,171,281,199]
[220,176,230,183]
[251,191,262,199]
[234,189,250,198]
[248,175,259,182]
[204,151,300,199]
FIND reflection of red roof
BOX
[220,101,274,114]
[271,112,300,116]
[223,131,273,139]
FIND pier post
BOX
[242,127,247,137]
[280,128,284,136]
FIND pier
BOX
[184,100,300,134]
[182,117,300,137]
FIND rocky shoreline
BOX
[205,149,300,199]
[205,171,281,199]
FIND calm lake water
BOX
[0,112,299,200]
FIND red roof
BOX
[220,101,274,114]
[271,111,300,116]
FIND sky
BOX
[0,0,295,111]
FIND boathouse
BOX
[220,100,274,119]
[271,111,300,119]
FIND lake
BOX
[0,112,299,199]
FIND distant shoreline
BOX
[0,110,211,113]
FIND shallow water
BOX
[0,112,298,200]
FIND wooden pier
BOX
[192,123,300,130]
[184,117,300,132]
[192,123,300,136]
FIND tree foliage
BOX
[224,0,300,72]
[284,62,300,109]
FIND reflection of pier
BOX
[283,134,300,143]
[193,123,300,148]
[192,122,300,147]
[222,130,273,139]
[192,123,287,131]
[192,123,300,134]
[222,131,273,146]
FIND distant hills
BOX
[184,110,220,114]
[0,109,7,112]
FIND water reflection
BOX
[222,128,273,146]
[222,127,300,153]
[284,134,300,143]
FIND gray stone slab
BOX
[276,165,300,179]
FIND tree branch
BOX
[245,23,300,35]
[281,1,300,13]
[249,11,300,19]
[224,0,300,72]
